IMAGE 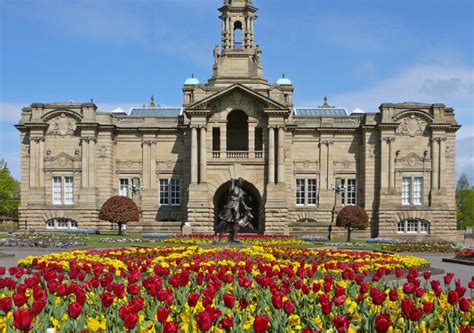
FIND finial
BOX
[149,95,156,107]
[319,95,334,108]
[90,98,94,103]
[191,73,195,78]
[282,73,286,78]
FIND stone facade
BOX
[16,0,460,240]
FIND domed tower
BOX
[208,0,267,87]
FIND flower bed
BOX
[0,233,87,248]
[456,248,474,261]
[0,246,472,332]
[381,241,460,253]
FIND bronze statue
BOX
[214,178,253,243]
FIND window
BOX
[45,218,78,230]
[397,219,430,234]
[307,179,317,205]
[341,178,357,205]
[52,176,74,205]
[119,178,130,197]
[160,179,181,206]
[160,179,169,205]
[170,179,181,206]
[401,176,424,205]
[295,178,317,205]
[296,179,305,205]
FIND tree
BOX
[0,158,20,222]
[456,173,470,194]
[99,196,140,235]
[336,205,369,242]
[457,188,474,229]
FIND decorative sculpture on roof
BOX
[396,115,426,136]
[214,178,253,243]
[48,113,77,136]
[253,45,261,63]
[213,44,221,64]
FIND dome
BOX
[351,107,366,114]
[277,74,292,85]
[184,74,200,85]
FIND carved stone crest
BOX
[395,152,424,168]
[99,145,107,158]
[48,113,77,136]
[396,115,426,136]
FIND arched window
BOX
[397,218,430,234]
[227,110,248,151]
[45,218,78,230]
[234,21,242,48]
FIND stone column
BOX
[142,141,151,189]
[88,138,96,187]
[439,138,446,189]
[277,127,285,183]
[199,127,207,183]
[319,141,328,190]
[220,124,226,159]
[431,138,439,190]
[268,127,275,184]
[81,138,89,188]
[150,141,157,190]
[380,137,389,190]
[388,138,395,189]
[38,138,44,187]
[29,138,38,187]
[191,127,198,184]
[248,122,255,159]
[327,141,334,188]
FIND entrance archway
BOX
[213,179,263,233]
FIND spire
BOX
[319,96,334,108]
[148,95,160,108]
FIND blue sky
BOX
[1,0,473,183]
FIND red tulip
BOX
[459,298,471,312]
[460,326,474,333]
[444,273,454,285]
[223,293,235,308]
[100,292,115,308]
[423,301,434,314]
[239,297,249,309]
[123,312,139,330]
[164,320,179,333]
[253,315,269,333]
[448,290,459,305]
[13,308,34,332]
[423,271,431,280]
[333,316,349,333]
[32,299,46,315]
[12,293,27,307]
[283,300,295,314]
[272,294,283,309]
[196,311,213,331]
[395,268,404,278]
[157,306,171,323]
[389,289,398,301]
[219,315,233,329]
[370,288,387,305]
[188,292,199,307]
[0,297,11,313]
[335,295,346,306]
[68,302,83,319]
[375,313,392,333]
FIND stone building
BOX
[16,0,460,240]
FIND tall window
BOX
[160,179,170,205]
[160,179,181,206]
[402,176,423,205]
[296,179,305,205]
[52,176,74,205]
[170,179,181,206]
[119,178,130,197]
[397,219,430,234]
[340,178,357,205]
[295,178,317,205]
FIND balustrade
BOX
[210,151,263,160]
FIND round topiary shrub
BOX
[336,205,369,242]
[99,196,140,235]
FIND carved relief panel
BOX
[47,113,77,136]
[396,115,427,137]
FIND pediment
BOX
[395,152,426,167]
[186,84,288,112]
[44,152,81,170]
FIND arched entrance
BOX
[213,179,263,233]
